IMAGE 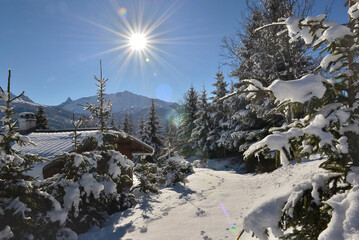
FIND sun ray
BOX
[143,3,180,36]
[68,0,207,89]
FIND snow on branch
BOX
[268,74,328,104]
[243,172,337,240]
[219,79,269,101]
[221,74,328,104]
[318,167,359,240]
[254,22,287,33]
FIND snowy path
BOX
[79,159,325,240]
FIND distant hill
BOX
[0,93,74,129]
[57,90,179,127]
[57,90,175,115]
[1,91,179,130]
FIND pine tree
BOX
[218,81,246,153]
[222,0,314,84]
[71,113,82,152]
[117,117,122,130]
[83,60,112,132]
[122,111,135,135]
[0,69,68,238]
[0,69,30,163]
[164,121,178,151]
[110,117,115,128]
[207,72,230,157]
[242,2,359,238]
[144,100,163,159]
[35,106,50,129]
[122,111,129,132]
[190,86,211,156]
[137,113,146,141]
[221,0,316,168]
[178,86,198,156]
[79,114,97,128]
[129,113,135,135]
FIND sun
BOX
[78,1,186,79]
[129,33,147,51]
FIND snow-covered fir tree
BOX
[222,0,314,84]
[71,112,82,152]
[221,0,315,169]
[122,111,135,135]
[207,71,230,157]
[83,60,112,132]
[0,69,71,239]
[109,117,115,128]
[79,114,97,128]
[128,113,135,134]
[35,106,50,129]
[190,86,211,157]
[144,99,163,159]
[178,86,198,156]
[117,117,122,130]
[137,112,147,141]
[164,121,177,151]
[217,81,246,153]
[242,2,359,238]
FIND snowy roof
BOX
[13,129,153,157]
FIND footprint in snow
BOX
[127,225,136,233]
[140,226,148,233]
[162,211,169,216]
[196,208,206,217]
[201,230,205,235]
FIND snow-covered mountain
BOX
[1,91,178,130]
[0,93,74,129]
[57,90,178,127]
[57,90,175,115]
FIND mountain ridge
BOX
[57,90,175,114]
[1,90,178,129]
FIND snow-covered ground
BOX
[79,158,327,240]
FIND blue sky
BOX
[0,0,348,105]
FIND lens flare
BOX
[117,7,127,19]
[156,83,173,101]
[219,201,240,236]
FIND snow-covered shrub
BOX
[279,173,352,239]
[241,2,359,239]
[133,154,194,193]
[244,151,277,173]
[42,150,135,234]
[133,161,162,193]
[0,179,71,240]
[192,159,208,168]
[162,156,194,186]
